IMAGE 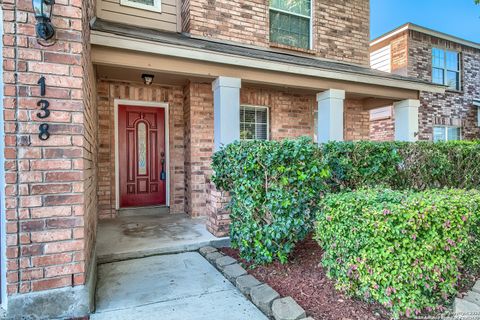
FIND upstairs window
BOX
[432,48,461,91]
[269,0,312,50]
[120,0,162,12]
[433,126,461,142]
[240,106,269,140]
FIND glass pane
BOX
[433,127,446,142]
[244,108,256,123]
[446,71,459,90]
[256,108,267,124]
[270,0,311,16]
[432,48,445,68]
[313,111,318,143]
[241,124,255,140]
[129,0,155,5]
[447,127,461,141]
[432,68,444,85]
[137,122,147,175]
[256,124,268,140]
[270,11,310,49]
[446,51,459,71]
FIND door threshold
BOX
[118,206,170,217]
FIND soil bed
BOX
[221,237,389,320]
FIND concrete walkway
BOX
[96,213,229,263]
[91,252,267,320]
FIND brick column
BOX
[394,99,420,141]
[1,0,97,318]
[316,89,345,143]
[206,180,231,237]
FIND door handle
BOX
[160,152,166,181]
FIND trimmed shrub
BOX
[314,188,480,317]
[322,141,480,191]
[212,137,330,264]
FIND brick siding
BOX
[408,30,480,140]
[344,100,370,141]
[184,0,370,66]
[96,80,186,219]
[2,0,97,294]
[370,117,395,141]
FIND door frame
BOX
[114,99,170,210]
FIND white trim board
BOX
[91,31,445,94]
[114,99,170,210]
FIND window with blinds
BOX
[240,106,269,140]
[269,0,312,49]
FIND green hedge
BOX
[322,141,480,191]
[212,137,330,264]
[212,139,480,265]
[314,188,480,317]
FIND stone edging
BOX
[199,246,313,320]
[454,280,480,317]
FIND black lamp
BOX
[32,0,55,41]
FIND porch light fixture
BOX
[142,74,155,85]
[32,0,55,41]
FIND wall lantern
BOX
[32,0,55,41]
[142,74,155,86]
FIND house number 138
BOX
[37,76,51,140]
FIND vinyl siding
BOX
[97,0,180,32]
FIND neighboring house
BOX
[370,23,480,141]
[1,0,444,318]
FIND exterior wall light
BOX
[142,74,155,85]
[32,0,55,41]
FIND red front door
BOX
[118,105,166,207]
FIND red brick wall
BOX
[96,80,186,219]
[2,0,96,295]
[344,100,370,141]
[241,87,315,140]
[370,117,395,141]
[183,82,214,217]
[184,0,370,66]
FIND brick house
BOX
[370,23,480,141]
[1,0,444,318]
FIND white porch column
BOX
[316,89,345,143]
[394,99,420,141]
[212,76,241,151]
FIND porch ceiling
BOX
[93,46,419,101]
[90,18,446,101]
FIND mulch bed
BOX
[221,237,390,320]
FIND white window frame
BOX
[431,48,461,91]
[433,125,462,142]
[269,0,313,50]
[240,105,270,141]
[120,0,162,13]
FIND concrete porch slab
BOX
[96,213,229,264]
[91,252,267,320]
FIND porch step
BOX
[96,214,229,264]
[118,206,170,217]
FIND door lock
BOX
[160,151,166,181]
